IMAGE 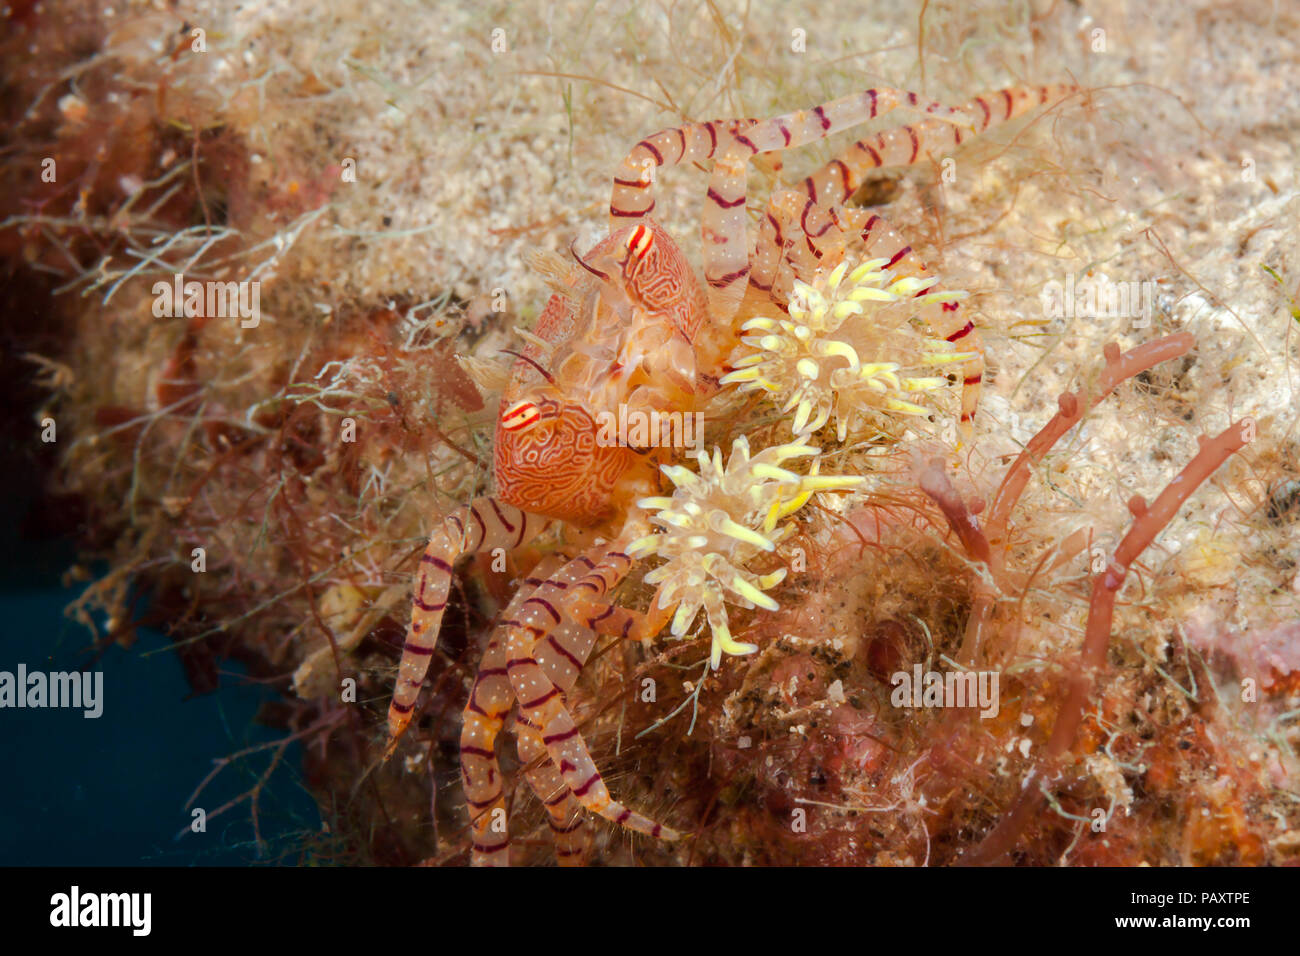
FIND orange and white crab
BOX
[385,80,1078,864]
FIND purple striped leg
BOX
[779,83,1081,219]
[505,545,681,843]
[387,498,551,754]
[460,557,565,865]
[609,88,970,325]
[514,713,591,865]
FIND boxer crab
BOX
[385,80,1080,863]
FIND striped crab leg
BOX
[750,187,812,298]
[460,553,604,865]
[751,83,1081,291]
[459,557,566,865]
[506,545,681,842]
[517,559,666,864]
[749,83,1081,429]
[514,714,590,865]
[386,499,551,755]
[609,88,971,324]
[465,551,662,864]
[779,83,1080,218]
[520,572,668,863]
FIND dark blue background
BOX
[0,493,321,865]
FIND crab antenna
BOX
[569,238,611,281]
[499,348,558,386]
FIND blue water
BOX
[0,581,322,866]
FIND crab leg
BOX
[514,713,590,865]
[387,499,551,752]
[751,82,1080,293]
[462,550,659,864]
[787,83,1080,214]
[459,558,565,865]
[744,84,1078,429]
[461,554,599,865]
[515,559,665,864]
[610,88,970,324]
[506,545,680,842]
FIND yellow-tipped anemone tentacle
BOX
[632,433,860,669]
[722,253,970,441]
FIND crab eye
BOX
[626,223,654,263]
[501,400,542,432]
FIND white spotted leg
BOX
[514,555,666,863]
[459,557,566,865]
[386,499,551,756]
[746,83,1079,431]
[461,551,655,865]
[609,88,971,326]
[772,83,1082,224]
[514,714,590,865]
[505,545,681,843]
